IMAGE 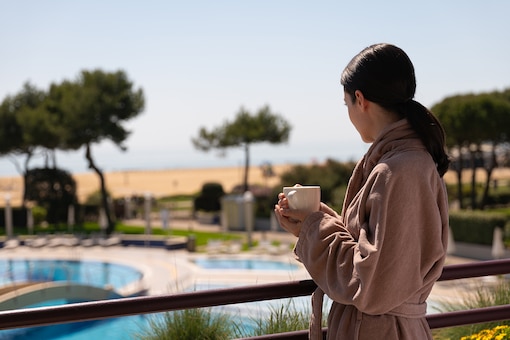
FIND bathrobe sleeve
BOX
[294,159,447,315]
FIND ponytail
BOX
[399,100,450,177]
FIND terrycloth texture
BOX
[310,287,325,339]
[296,119,449,340]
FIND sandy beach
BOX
[0,164,293,206]
[1,164,509,207]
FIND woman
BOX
[274,43,450,339]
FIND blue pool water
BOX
[0,259,142,290]
[0,259,145,340]
[0,313,147,340]
[192,258,300,271]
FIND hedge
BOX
[449,210,508,245]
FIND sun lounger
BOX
[99,236,122,247]
[2,239,20,249]
[206,240,224,254]
[80,238,96,247]
[25,236,48,248]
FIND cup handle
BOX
[286,190,297,204]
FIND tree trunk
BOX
[470,149,477,209]
[243,143,250,193]
[22,171,28,209]
[21,152,33,208]
[85,144,115,235]
[480,144,497,210]
[456,167,463,210]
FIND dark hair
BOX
[341,43,450,177]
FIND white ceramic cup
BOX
[282,186,321,213]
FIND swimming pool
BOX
[191,257,300,271]
[0,259,142,290]
[0,259,145,340]
[0,256,441,339]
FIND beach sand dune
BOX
[0,164,293,206]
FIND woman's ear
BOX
[354,90,369,111]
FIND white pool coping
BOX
[0,245,311,296]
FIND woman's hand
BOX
[275,192,338,237]
[274,192,311,237]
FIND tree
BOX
[0,83,54,169]
[192,105,291,192]
[432,90,510,209]
[0,83,63,204]
[49,69,145,234]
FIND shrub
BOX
[134,308,239,340]
[250,301,312,336]
[433,280,510,339]
[449,211,507,245]
[278,159,355,211]
[32,206,47,225]
[25,167,77,224]
[85,189,113,206]
[193,183,225,212]
[486,188,510,207]
[231,183,274,218]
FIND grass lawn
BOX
[7,221,258,250]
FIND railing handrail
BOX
[0,280,318,330]
[437,258,510,280]
[0,258,508,334]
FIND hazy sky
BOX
[1,1,509,176]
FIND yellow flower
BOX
[460,325,510,340]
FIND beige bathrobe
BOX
[296,119,449,339]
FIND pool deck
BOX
[0,224,313,297]
[0,218,499,312]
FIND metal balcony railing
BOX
[0,258,509,339]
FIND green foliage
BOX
[82,222,242,248]
[193,182,225,212]
[250,300,313,336]
[0,82,56,156]
[31,206,47,225]
[57,70,145,235]
[254,193,274,218]
[134,308,239,340]
[432,91,510,147]
[192,105,292,192]
[229,183,275,218]
[135,300,319,339]
[278,159,355,211]
[431,89,510,209]
[2,70,145,235]
[85,189,112,206]
[449,211,507,245]
[49,69,145,150]
[446,179,510,211]
[433,280,510,339]
[485,186,510,207]
[25,168,77,224]
[192,106,291,151]
[158,194,195,203]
